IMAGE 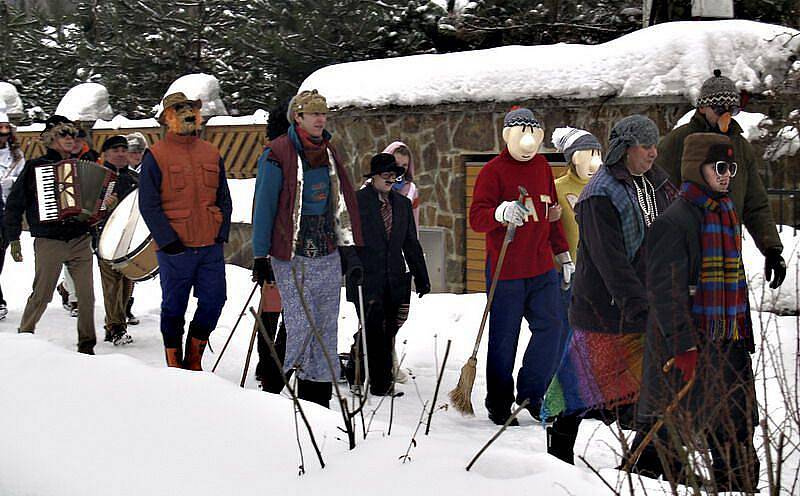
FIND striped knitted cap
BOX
[696,69,739,108]
[503,107,542,129]
[551,126,601,163]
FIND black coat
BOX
[638,195,756,427]
[569,162,675,334]
[346,187,430,306]
[4,149,90,242]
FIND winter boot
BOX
[547,426,576,465]
[57,282,70,311]
[183,337,208,371]
[165,347,183,368]
[297,379,332,409]
[69,302,78,318]
[126,297,139,325]
[110,325,134,346]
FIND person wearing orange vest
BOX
[139,92,232,370]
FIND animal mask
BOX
[165,105,203,136]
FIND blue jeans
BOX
[485,268,566,414]
[157,243,226,347]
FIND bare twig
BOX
[400,401,429,464]
[466,399,529,471]
[426,339,451,436]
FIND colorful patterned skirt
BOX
[541,328,645,420]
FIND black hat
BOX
[364,153,405,178]
[41,115,73,135]
[102,135,129,152]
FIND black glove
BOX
[161,240,186,255]
[338,246,364,286]
[252,257,275,285]
[416,284,431,298]
[765,248,786,289]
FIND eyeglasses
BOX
[378,172,398,181]
[58,129,76,138]
[714,161,738,177]
[711,105,741,117]
[173,103,194,112]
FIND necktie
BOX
[381,196,392,239]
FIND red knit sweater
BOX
[469,148,569,280]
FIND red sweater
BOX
[469,149,569,280]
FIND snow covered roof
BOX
[154,73,228,120]
[300,20,800,109]
[206,110,268,126]
[0,82,24,116]
[55,83,114,121]
[93,115,160,130]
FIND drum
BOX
[98,190,159,281]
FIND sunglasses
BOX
[711,105,741,117]
[58,129,77,138]
[714,161,738,177]
[378,172,399,181]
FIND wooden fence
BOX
[16,124,266,179]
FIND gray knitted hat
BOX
[605,115,659,166]
[503,107,542,129]
[696,69,739,108]
[551,127,601,164]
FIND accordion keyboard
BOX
[34,166,58,221]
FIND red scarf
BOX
[296,126,329,168]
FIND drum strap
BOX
[114,193,141,260]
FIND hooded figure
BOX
[639,133,758,492]
[381,141,420,230]
[468,107,571,425]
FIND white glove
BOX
[494,200,529,227]
[556,252,574,289]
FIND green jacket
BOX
[654,110,782,255]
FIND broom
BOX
[449,186,528,415]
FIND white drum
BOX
[97,190,159,281]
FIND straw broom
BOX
[449,186,527,415]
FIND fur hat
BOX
[503,107,542,129]
[696,69,739,109]
[605,115,659,166]
[551,127,601,164]
[288,90,328,121]
[681,133,735,186]
[125,132,148,152]
[102,135,128,152]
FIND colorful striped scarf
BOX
[679,182,749,341]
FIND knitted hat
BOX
[289,90,328,119]
[125,132,148,152]
[605,115,659,166]
[364,152,405,178]
[681,133,735,186]
[102,135,128,152]
[696,69,739,109]
[503,107,542,129]
[551,127,601,164]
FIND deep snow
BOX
[1,229,798,495]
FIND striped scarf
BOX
[679,182,749,341]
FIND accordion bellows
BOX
[34,159,117,225]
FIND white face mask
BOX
[502,126,544,162]
[572,149,602,180]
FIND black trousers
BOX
[347,289,401,395]
[255,311,287,394]
[0,241,6,305]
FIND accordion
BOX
[34,159,117,226]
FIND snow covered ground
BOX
[1,231,797,495]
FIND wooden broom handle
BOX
[470,186,529,358]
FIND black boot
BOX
[547,415,581,464]
[297,379,332,409]
[126,297,139,325]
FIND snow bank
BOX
[229,178,255,223]
[15,123,45,133]
[745,226,800,314]
[674,109,769,142]
[0,82,24,116]
[155,73,228,120]
[207,109,268,126]
[93,115,160,130]
[55,83,114,121]
[300,20,799,108]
